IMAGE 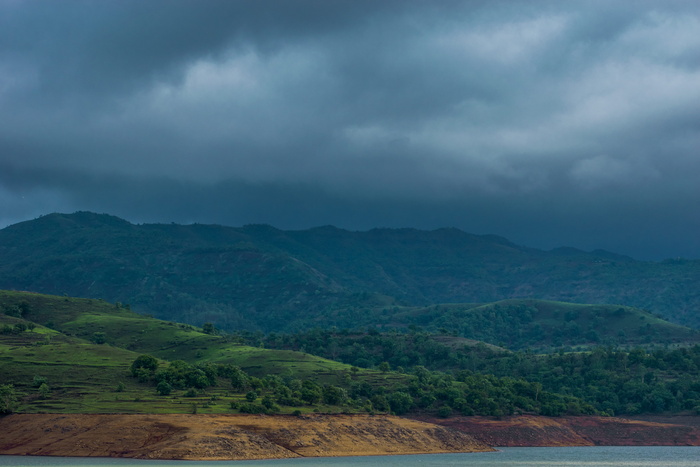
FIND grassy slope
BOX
[0,291,338,369]
[0,291,400,414]
[0,313,164,413]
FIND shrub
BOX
[38,383,50,399]
[437,405,453,418]
[183,388,199,398]
[238,403,267,414]
[0,385,18,414]
[388,392,413,415]
[156,381,172,396]
[32,375,48,388]
[131,355,159,376]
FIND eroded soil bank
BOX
[0,413,492,460]
[416,414,700,447]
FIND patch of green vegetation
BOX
[0,291,405,414]
[384,300,700,351]
[261,326,700,416]
[0,291,592,417]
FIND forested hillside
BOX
[1,212,699,332]
[3,291,700,418]
[0,291,590,418]
[258,328,700,416]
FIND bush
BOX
[38,383,50,399]
[238,403,267,414]
[131,355,159,376]
[0,385,18,414]
[156,381,172,396]
[261,395,280,412]
[322,385,348,405]
[91,332,106,344]
[388,392,413,415]
[32,375,48,388]
[183,388,199,397]
[133,368,152,383]
[437,405,453,418]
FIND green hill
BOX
[4,291,700,417]
[0,290,372,379]
[387,300,700,351]
[0,291,399,414]
[1,212,699,333]
[1,291,597,418]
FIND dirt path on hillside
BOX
[0,413,492,460]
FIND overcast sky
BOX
[1,0,699,260]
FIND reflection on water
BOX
[1,447,700,467]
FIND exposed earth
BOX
[0,413,492,460]
[2,413,700,461]
[419,414,700,447]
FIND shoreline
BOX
[416,414,700,447]
[0,413,492,461]
[2,413,700,461]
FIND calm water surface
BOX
[1,447,699,466]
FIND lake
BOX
[1,447,699,466]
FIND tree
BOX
[38,383,50,399]
[0,385,17,414]
[437,405,453,418]
[371,394,390,412]
[230,367,250,392]
[322,385,347,405]
[156,381,172,396]
[3,304,22,318]
[261,395,279,412]
[300,381,322,404]
[91,332,106,344]
[32,375,47,388]
[388,391,413,415]
[131,355,159,376]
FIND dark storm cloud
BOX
[1,0,699,259]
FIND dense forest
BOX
[1,212,699,331]
[254,328,700,416]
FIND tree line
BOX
[129,352,592,417]
[249,328,700,416]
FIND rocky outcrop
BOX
[0,413,492,460]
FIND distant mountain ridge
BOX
[0,211,698,331]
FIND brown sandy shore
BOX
[3,414,700,461]
[0,413,493,461]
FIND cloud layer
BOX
[1,0,699,259]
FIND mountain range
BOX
[0,211,698,333]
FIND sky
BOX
[1,0,699,260]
